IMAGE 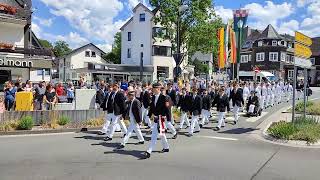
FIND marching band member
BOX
[270,82,276,107]
[103,84,128,141]
[200,89,211,127]
[187,87,202,137]
[143,83,171,159]
[266,83,272,108]
[243,82,250,109]
[161,87,178,139]
[99,84,113,135]
[229,82,244,124]
[118,91,144,149]
[177,87,190,130]
[166,83,177,125]
[141,83,152,128]
[286,82,293,102]
[213,87,230,131]
[260,82,267,109]
[275,82,282,104]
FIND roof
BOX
[120,3,155,31]
[258,24,282,39]
[61,43,107,58]
[311,37,320,56]
[281,34,295,41]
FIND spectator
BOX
[0,96,5,113]
[4,81,16,111]
[66,82,75,103]
[43,84,57,110]
[55,82,64,102]
[34,81,46,110]
[24,80,33,92]
[15,82,24,92]
[120,80,128,91]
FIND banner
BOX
[230,30,237,64]
[218,28,225,69]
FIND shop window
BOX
[37,70,43,76]
[45,70,50,75]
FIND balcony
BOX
[0,3,31,24]
[0,43,53,57]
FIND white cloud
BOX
[215,6,233,23]
[297,0,317,7]
[43,32,89,49]
[33,16,53,27]
[300,0,320,36]
[40,0,126,49]
[278,20,300,35]
[244,1,294,30]
[32,22,42,38]
[97,44,112,53]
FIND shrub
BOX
[57,116,71,126]
[0,120,19,132]
[84,118,104,127]
[268,121,297,140]
[307,105,320,115]
[295,101,314,112]
[17,116,34,130]
[291,125,320,144]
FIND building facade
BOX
[310,37,320,85]
[0,0,53,88]
[120,3,193,81]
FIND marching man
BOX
[141,83,152,128]
[286,82,293,102]
[118,91,144,149]
[260,82,267,109]
[266,83,272,108]
[143,83,171,159]
[177,87,190,130]
[229,82,244,125]
[275,82,282,104]
[187,87,202,137]
[200,89,211,127]
[213,87,230,131]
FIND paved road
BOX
[1,88,320,180]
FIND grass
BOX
[0,120,19,132]
[293,101,320,116]
[268,116,320,144]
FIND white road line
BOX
[196,135,238,141]
[246,112,268,122]
[309,97,320,101]
[0,132,76,138]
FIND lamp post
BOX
[236,19,244,82]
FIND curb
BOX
[0,127,102,136]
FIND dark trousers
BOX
[5,100,14,111]
[67,98,74,103]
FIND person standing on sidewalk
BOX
[118,91,144,149]
[229,82,244,125]
[143,83,171,159]
[213,87,230,131]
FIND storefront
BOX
[0,56,52,86]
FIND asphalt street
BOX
[1,88,320,180]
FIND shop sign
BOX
[0,57,33,67]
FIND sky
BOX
[31,0,320,52]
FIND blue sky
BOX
[31,0,319,52]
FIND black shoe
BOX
[172,133,178,139]
[204,122,209,125]
[122,134,127,138]
[97,132,106,135]
[143,152,151,159]
[185,126,190,129]
[161,149,169,153]
[103,137,112,141]
[221,125,225,128]
[234,121,237,125]
[117,145,125,149]
[187,133,193,137]
[138,141,144,144]
[199,124,203,128]
[214,127,220,131]
[194,130,200,133]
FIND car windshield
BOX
[266,76,276,82]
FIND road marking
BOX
[196,135,238,141]
[246,112,268,122]
[309,97,320,101]
[0,132,76,138]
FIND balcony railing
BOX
[0,3,31,21]
[0,43,53,57]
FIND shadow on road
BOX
[218,127,259,134]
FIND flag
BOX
[230,30,237,64]
[218,28,225,69]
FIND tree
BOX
[149,0,223,58]
[103,32,121,64]
[53,41,72,57]
[38,39,53,49]
[192,59,209,76]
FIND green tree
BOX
[103,32,121,64]
[53,41,72,57]
[149,0,223,58]
[192,59,209,76]
[38,39,53,49]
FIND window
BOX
[152,27,167,38]
[85,51,90,57]
[45,69,50,76]
[91,51,96,57]
[248,55,252,61]
[37,70,43,76]
[72,72,77,79]
[94,64,101,69]
[66,62,70,68]
[286,55,290,63]
[281,52,286,62]
[256,52,265,62]
[128,32,131,41]
[127,48,131,58]
[152,46,172,57]
[240,55,249,63]
[269,52,278,62]
[288,43,292,48]
[258,41,263,47]
[141,44,143,47]
[139,13,145,22]
[291,56,294,63]
[272,40,278,46]
[310,58,315,65]
[288,70,294,79]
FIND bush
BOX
[0,120,19,132]
[295,101,314,112]
[307,105,320,115]
[84,118,104,127]
[57,116,71,126]
[268,121,297,140]
[17,116,34,130]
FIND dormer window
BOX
[139,13,145,22]
[85,51,90,57]
[258,41,263,47]
[272,40,277,46]
[91,51,96,57]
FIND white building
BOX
[120,3,193,81]
[0,0,53,88]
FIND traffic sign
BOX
[294,57,312,68]
[295,43,312,58]
[295,31,312,46]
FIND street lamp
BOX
[174,4,188,81]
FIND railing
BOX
[0,44,53,57]
[0,3,31,21]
